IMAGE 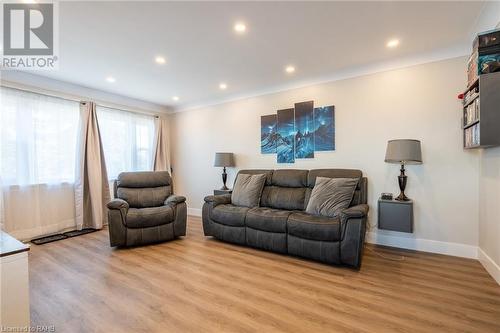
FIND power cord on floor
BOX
[364,222,405,261]
[366,246,405,261]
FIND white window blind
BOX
[0,86,80,186]
[96,106,156,180]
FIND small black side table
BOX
[214,189,232,196]
[378,198,413,233]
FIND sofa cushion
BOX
[307,169,362,188]
[210,204,250,227]
[246,207,291,233]
[117,186,171,208]
[271,169,308,187]
[231,173,267,208]
[260,186,306,210]
[287,212,341,241]
[117,171,171,188]
[125,206,174,228]
[236,170,274,186]
[305,177,359,218]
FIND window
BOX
[97,106,156,179]
[0,87,80,186]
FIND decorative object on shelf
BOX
[214,152,235,190]
[467,28,500,88]
[260,101,335,164]
[384,139,422,201]
[381,193,393,200]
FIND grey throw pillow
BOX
[305,177,359,218]
[231,173,267,208]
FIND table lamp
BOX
[384,139,422,201]
[214,152,235,190]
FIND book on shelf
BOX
[463,86,479,105]
[464,123,480,147]
[464,98,480,126]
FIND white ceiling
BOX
[27,1,486,110]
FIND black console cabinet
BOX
[378,199,414,233]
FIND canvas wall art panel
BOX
[260,102,335,163]
[260,114,277,154]
[313,105,335,151]
[276,108,295,163]
[294,101,315,159]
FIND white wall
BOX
[170,56,480,256]
[479,148,500,282]
[477,19,500,284]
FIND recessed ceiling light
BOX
[285,65,296,74]
[172,96,179,101]
[234,22,246,33]
[106,76,116,83]
[219,83,228,90]
[155,56,166,64]
[386,39,400,48]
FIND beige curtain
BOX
[74,102,111,230]
[153,115,172,174]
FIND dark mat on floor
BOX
[32,234,68,245]
[31,228,98,245]
[63,228,97,238]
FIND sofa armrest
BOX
[165,195,186,205]
[107,198,129,211]
[341,204,369,220]
[107,199,128,246]
[204,194,231,207]
[338,204,368,269]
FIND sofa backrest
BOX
[236,168,367,210]
[114,171,172,208]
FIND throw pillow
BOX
[231,173,267,208]
[305,177,359,218]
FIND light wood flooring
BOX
[29,216,500,333]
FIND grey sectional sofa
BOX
[107,171,187,247]
[202,169,368,268]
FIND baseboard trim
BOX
[366,232,478,259]
[188,208,202,217]
[478,248,500,285]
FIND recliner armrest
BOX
[204,194,231,206]
[107,198,129,211]
[340,204,369,222]
[165,195,186,205]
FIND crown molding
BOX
[1,70,172,115]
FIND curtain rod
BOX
[1,81,163,118]
[79,101,159,118]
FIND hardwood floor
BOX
[29,216,500,333]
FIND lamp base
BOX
[395,192,410,201]
[395,164,410,201]
[220,167,228,191]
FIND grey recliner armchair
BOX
[107,171,187,247]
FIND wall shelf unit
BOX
[462,71,500,149]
